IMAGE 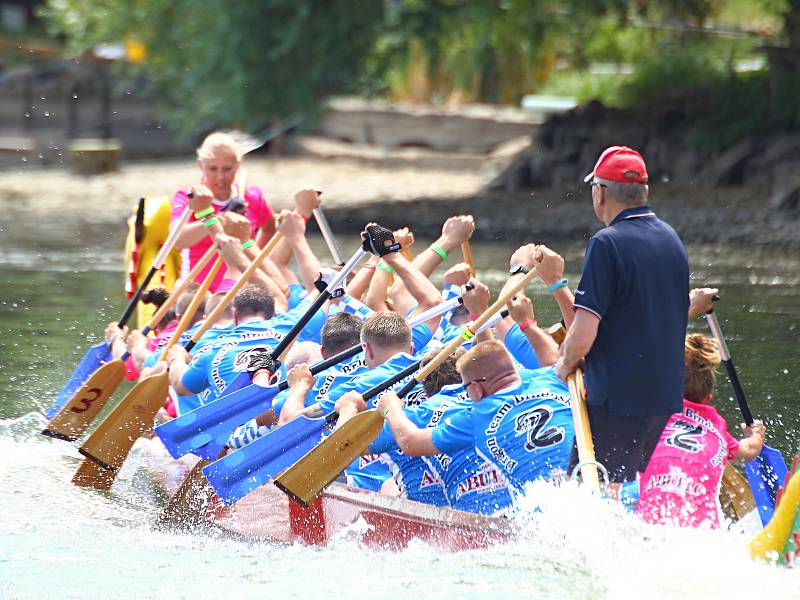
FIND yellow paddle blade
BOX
[71,456,116,489]
[720,463,756,521]
[274,409,385,507]
[749,467,800,560]
[79,371,168,472]
[156,458,215,530]
[42,360,125,441]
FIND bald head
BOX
[456,340,517,399]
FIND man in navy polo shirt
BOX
[555,146,689,483]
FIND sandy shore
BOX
[1,148,799,249]
[0,153,482,228]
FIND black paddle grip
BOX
[118,266,158,327]
[363,360,422,402]
[274,344,362,393]
[721,358,754,426]
[269,290,330,360]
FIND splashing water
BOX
[1,414,797,600]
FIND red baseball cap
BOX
[583,146,648,184]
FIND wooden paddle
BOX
[156,455,221,529]
[567,369,601,492]
[42,245,217,442]
[43,207,192,427]
[461,241,476,277]
[154,294,462,461]
[720,463,756,521]
[73,231,285,486]
[274,264,542,506]
[312,207,345,266]
[74,257,223,484]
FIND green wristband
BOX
[377,261,394,274]
[431,244,448,261]
[241,239,255,250]
[194,207,214,219]
[203,217,221,228]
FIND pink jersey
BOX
[637,400,740,529]
[171,185,273,292]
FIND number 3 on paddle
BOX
[69,388,102,413]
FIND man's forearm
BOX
[278,384,313,425]
[552,287,575,329]
[560,310,599,371]
[384,254,440,311]
[524,326,559,366]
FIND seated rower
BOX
[635,334,765,529]
[372,339,575,498]
[225,312,363,451]
[347,348,514,514]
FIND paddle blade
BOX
[203,414,329,505]
[45,341,112,420]
[274,409,385,507]
[720,463,756,521]
[79,371,168,472]
[746,444,789,526]
[156,458,215,530]
[72,457,116,490]
[42,359,125,442]
[154,383,279,459]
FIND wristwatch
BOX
[509,264,529,276]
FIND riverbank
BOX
[1,147,799,249]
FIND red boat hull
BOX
[142,438,513,551]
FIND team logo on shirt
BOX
[664,418,704,454]
[514,406,564,450]
[232,346,274,373]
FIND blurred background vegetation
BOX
[4,0,800,151]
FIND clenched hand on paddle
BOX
[273,256,544,507]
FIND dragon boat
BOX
[142,436,514,550]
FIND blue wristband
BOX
[547,278,568,293]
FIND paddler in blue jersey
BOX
[360,348,515,513]
[168,281,325,402]
[370,339,575,497]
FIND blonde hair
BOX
[684,334,721,402]
[456,340,515,382]
[196,131,242,162]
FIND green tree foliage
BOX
[46,0,385,133]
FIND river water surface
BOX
[0,222,798,599]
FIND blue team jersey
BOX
[319,352,427,414]
[271,352,368,416]
[287,283,307,310]
[371,383,513,514]
[180,296,326,400]
[174,324,234,414]
[431,366,574,493]
[317,351,427,492]
[370,393,451,508]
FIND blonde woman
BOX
[170,131,276,293]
